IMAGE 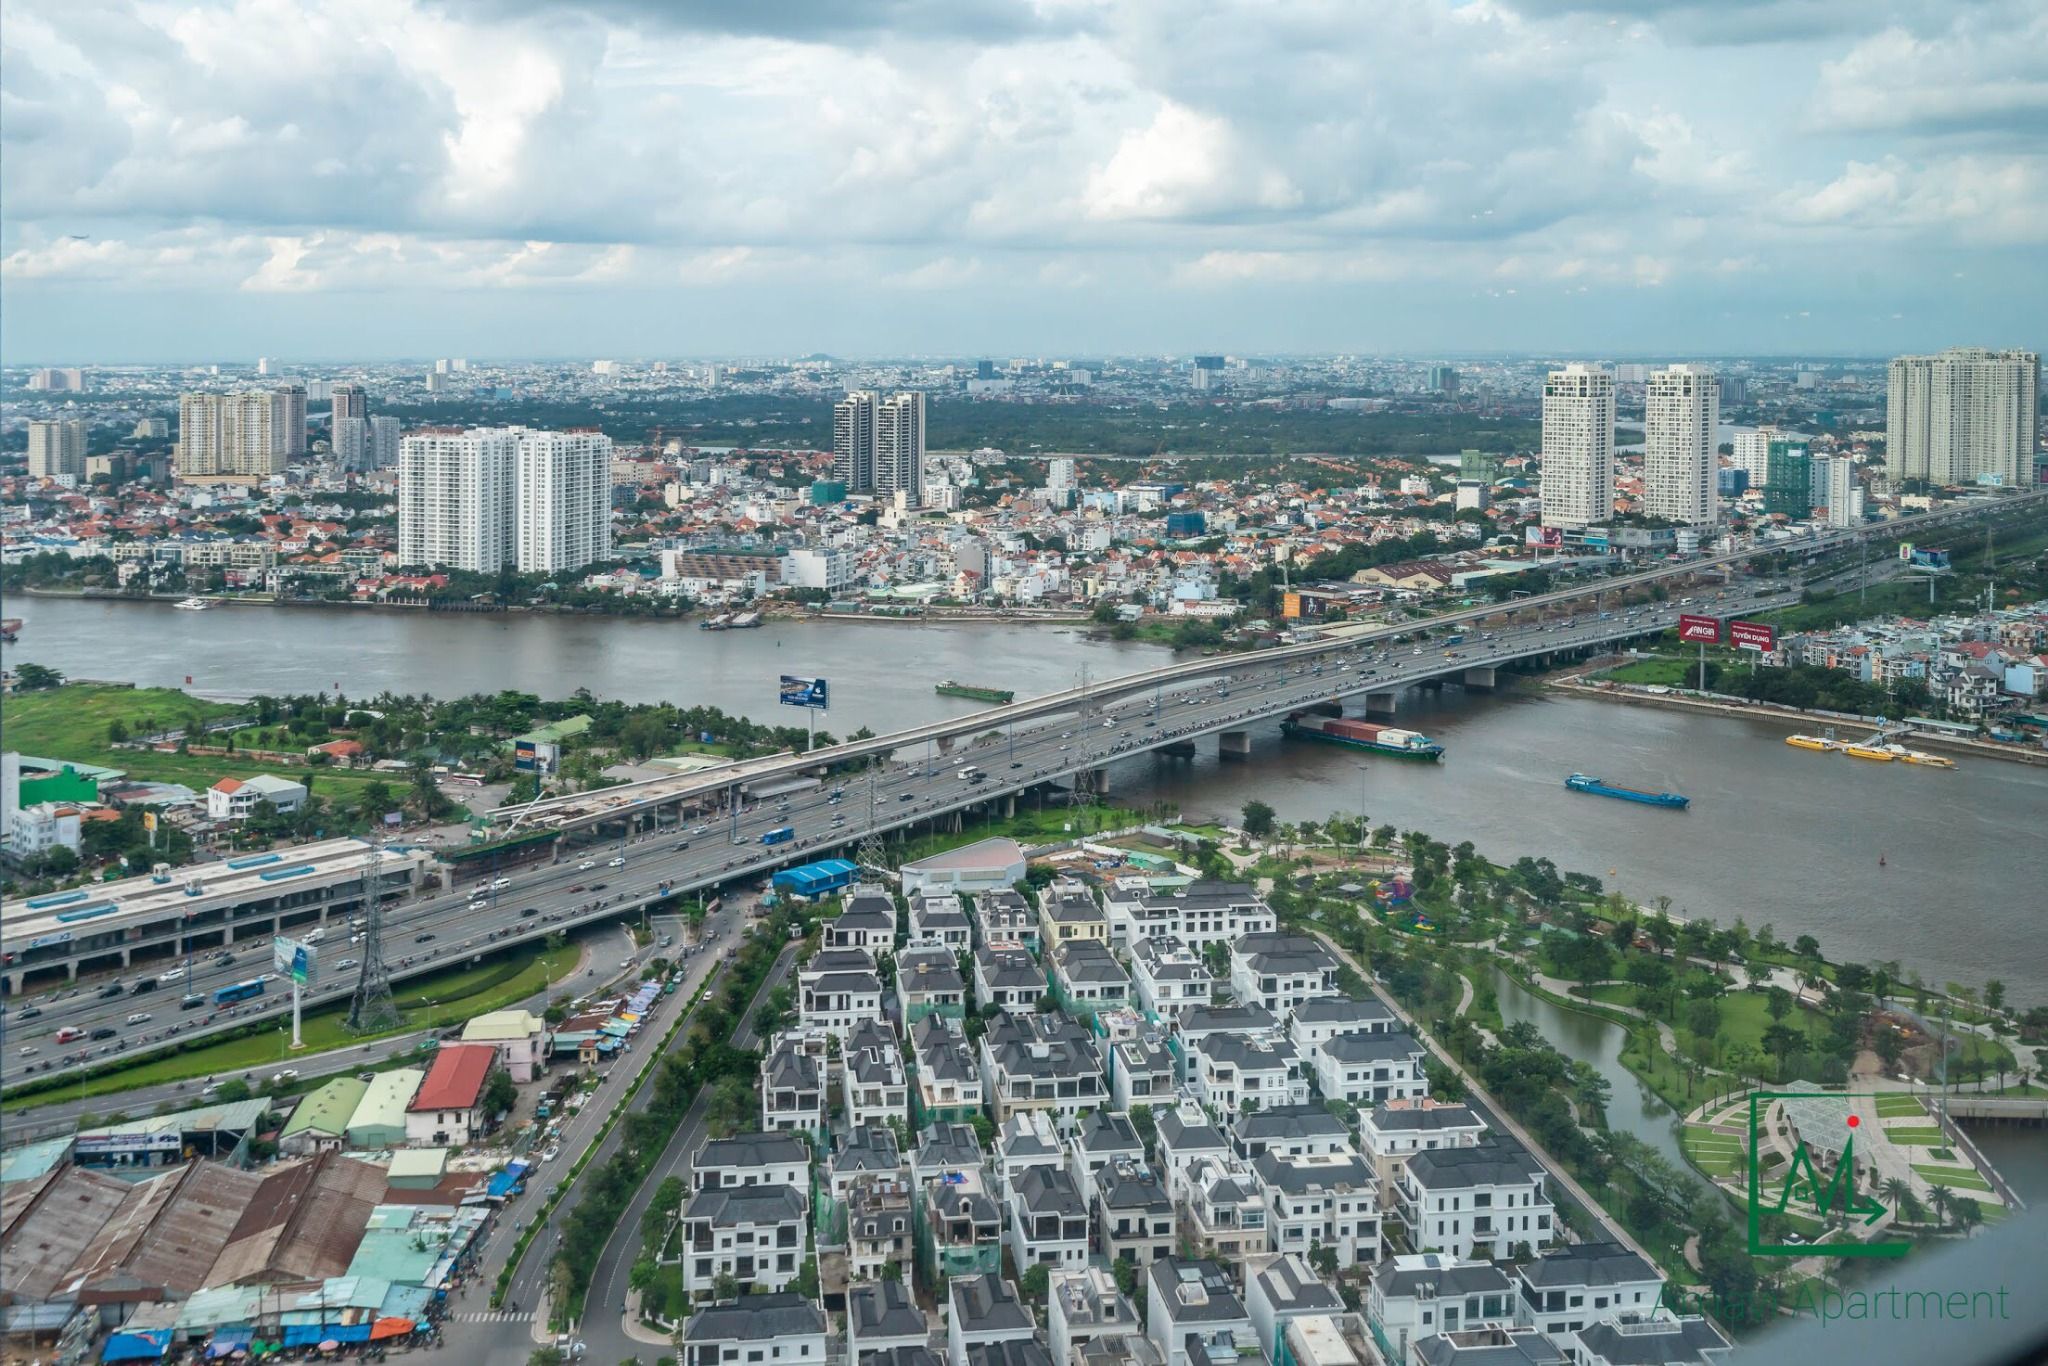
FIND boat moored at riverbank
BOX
[1564,773,1690,808]
[1785,734,1840,752]
[1844,743,1896,761]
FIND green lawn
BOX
[1913,1165,1994,1193]
[1681,1126,1747,1179]
[4,942,579,1111]
[889,803,1150,865]
[1882,1126,1946,1144]
[0,683,388,802]
[1875,1093,1928,1118]
[1601,658,1697,687]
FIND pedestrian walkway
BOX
[450,1310,537,1324]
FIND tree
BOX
[216,1078,253,1103]
[528,1351,566,1366]
[1765,986,1793,1023]
[482,1068,518,1118]
[107,718,129,744]
[1927,1184,1954,1229]
[1792,934,1821,961]
[1240,800,1276,839]
[1019,1263,1051,1304]
[12,663,63,691]
[1985,979,2006,1013]
[1761,1024,1803,1080]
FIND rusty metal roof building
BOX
[0,1164,158,1304]
[65,1161,264,1301]
[207,1152,387,1286]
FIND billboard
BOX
[778,676,829,710]
[513,740,538,771]
[1524,526,1563,548]
[1729,620,1777,652]
[1282,592,1303,620]
[1677,614,1722,644]
[273,934,316,987]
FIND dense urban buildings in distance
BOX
[396,425,613,574]
[1886,347,2040,489]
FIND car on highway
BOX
[579,859,597,870]
[272,1069,299,1086]
[157,968,187,984]
[126,1012,153,1025]
[15,1006,42,1021]
[90,1026,118,1041]
[491,877,512,890]
[899,793,915,802]
[97,982,125,1000]
[673,839,691,851]
[17,1046,37,1057]
[181,994,206,1010]
[608,856,626,867]
[336,958,359,970]
[415,933,437,943]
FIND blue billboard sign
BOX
[779,676,829,710]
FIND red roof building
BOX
[405,1044,499,1147]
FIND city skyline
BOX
[3,0,2045,361]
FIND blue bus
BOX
[760,826,796,847]
[212,980,266,1006]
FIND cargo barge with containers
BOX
[1564,773,1690,808]
[1280,714,1444,761]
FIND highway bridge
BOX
[5,488,2043,1091]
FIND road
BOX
[453,938,795,1366]
[4,580,1802,1089]
[2,922,649,1143]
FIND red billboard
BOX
[1729,619,1777,651]
[1677,614,1722,644]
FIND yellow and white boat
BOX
[1900,750,1956,769]
[1843,743,1896,761]
[1785,734,1838,752]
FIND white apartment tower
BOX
[1048,457,1077,492]
[369,414,401,470]
[517,429,614,573]
[1538,364,1616,529]
[1887,348,2039,487]
[334,417,371,471]
[1729,428,1773,485]
[26,419,87,480]
[834,391,877,492]
[876,391,926,506]
[275,383,308,457]
[398,426,612,574]
[1642,365,1719,526]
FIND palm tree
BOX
[1953,1197,1983,1235]
[1880,1177,1913,1222]
[1928,1184,1954,1229]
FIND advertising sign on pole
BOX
[1677,614,1722,644]
[272,935,316,987]
[1524,526,1564,549]
[778,676,830,711]
[1729,620,1777,652]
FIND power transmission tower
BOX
[856,764,888,875]
[348,842,402,1033]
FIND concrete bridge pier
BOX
[1219,731,1253,760]
[1364,692,1400,717]
[1075,767,1110,798]
[1462,665,1499,691]
[1159,740,1197,759]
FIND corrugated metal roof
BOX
[281,1078,370,1140]
[207,1153,385,1287]
[67,1161,262,1299]
[0,1164,157,1301]
[346,1069,423,1139]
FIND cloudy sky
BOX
[3,0,2043,362]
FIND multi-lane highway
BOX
[3,575,1801,1091]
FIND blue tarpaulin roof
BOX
[103,1330,170,1362]
[205,1330,254,1359]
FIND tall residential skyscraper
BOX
[26,419,87,480]
[331,384,368,424]
[397,426,612,574]
[397,427,520,571]
[368,415,401,470]
[516,430,614,574]
[275,383,307,457]
[334,416,370,471]
[1813,456,1860,528]
[1538,363,1615,530]
[1642,365,1719,527]
[1047,457,1076,492]
[1887,348,2039,487]
[1729,428,1774,485]
[833,391,877,493]
[175,391,285,480]
[833,390,928,506]
[875,391,926,507]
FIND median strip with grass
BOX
[1912,1164,1994,1193]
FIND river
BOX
[6,594,2047,999]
